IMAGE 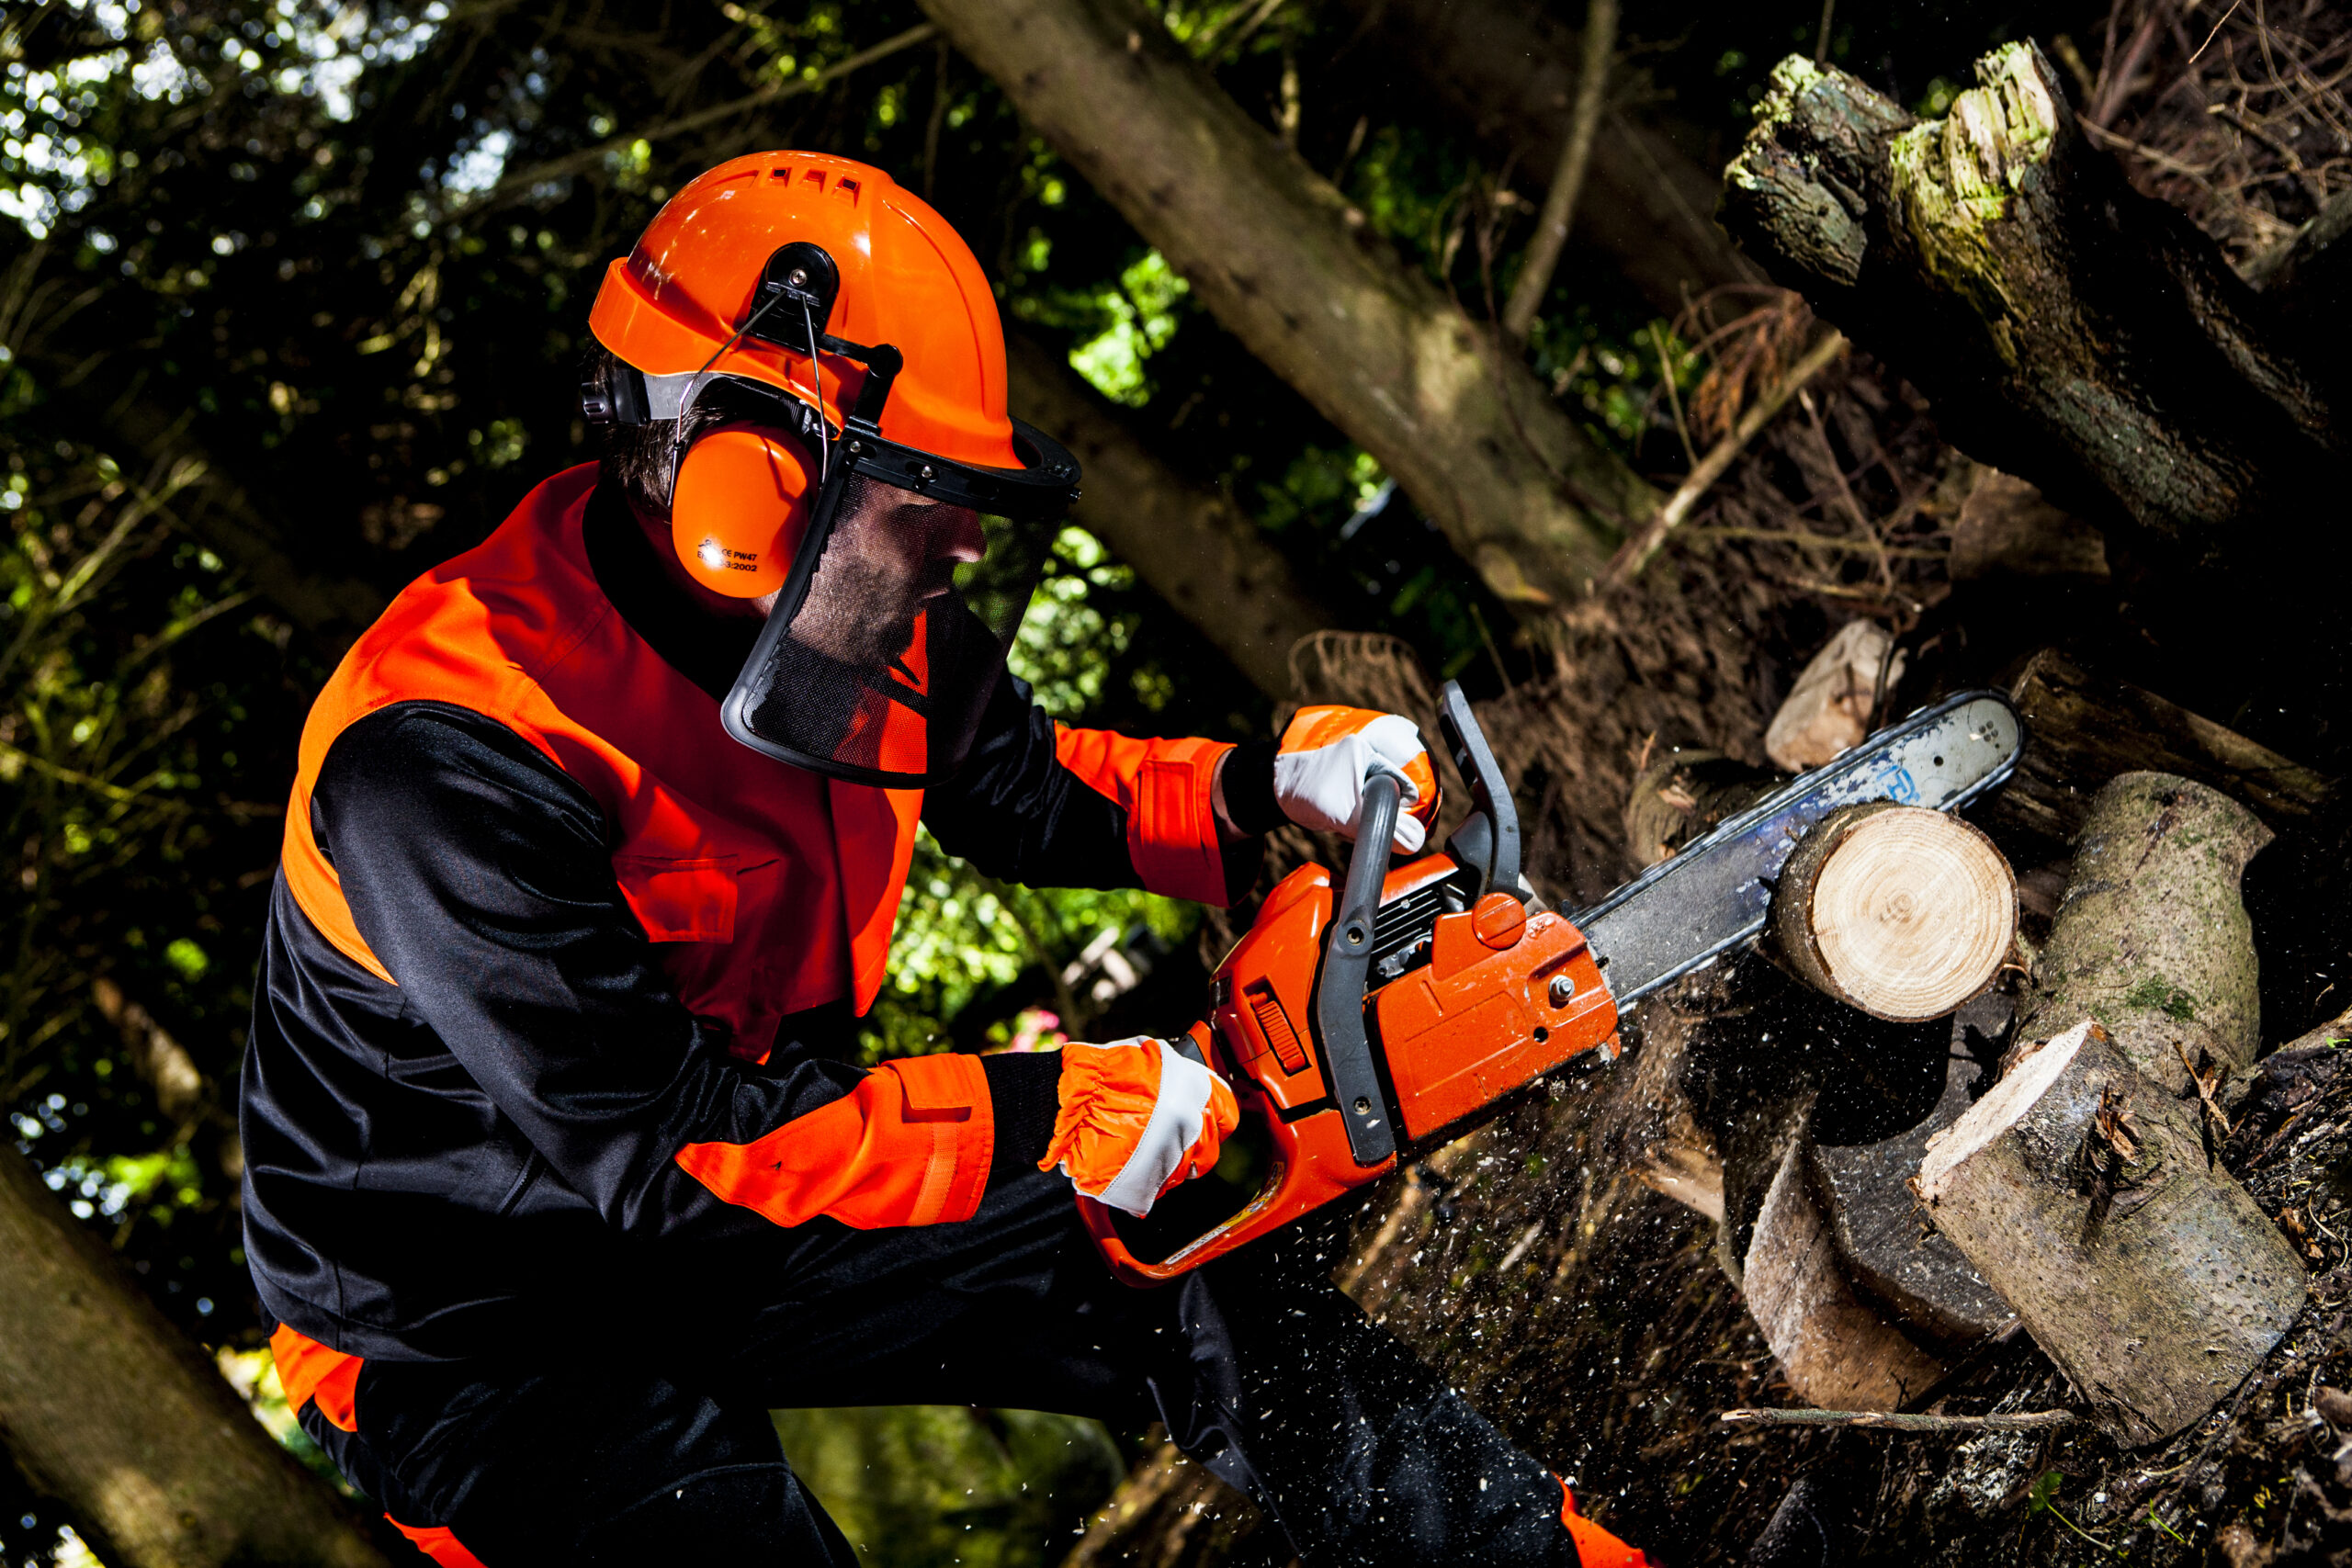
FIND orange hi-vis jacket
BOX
[246,463,1250,1380]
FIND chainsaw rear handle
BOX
[1076,1056,1390,1285]
[1078,773,1405,1284]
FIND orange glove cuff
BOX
[1042,1039,1239,1217]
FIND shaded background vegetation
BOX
[16,0,2317,1560]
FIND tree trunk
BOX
[0,1145,390,1568]
[1718,43,2350,609]
[919,0,1658,607]
[2017,772,2271,1097]
[1769,802,2016,1023]
[1331,0,1757,316]
[1740,1134,1950,1411]
[1004,332,1334,699]
[1918,1020,2307,1445]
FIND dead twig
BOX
[1500,0,1617,345]
[1721,1406,2075,1433]
[1606,330,1847,583]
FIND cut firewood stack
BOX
[1621,627,2323,1436]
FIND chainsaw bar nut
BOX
[1547,974,1577,1008]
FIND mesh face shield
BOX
[719,419,1079,787]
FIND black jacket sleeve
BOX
[313,702,1059,1235]
[924,671,1261,902]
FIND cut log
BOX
[1719,43,2350,617]
[917,0,1657,608]
[1623,747,1779,870]
[2017,773,2270,1096]
[1763,620,1905,772]
[1742,1134,1950,1411]
[1807,998,2017,1344]
[1919,1020,2307,1444]
[1770,803,2017,1022]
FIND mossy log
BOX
[1919,1021,2307,1445]
[1719,43,2350,606]
[2018,772,2272,1096]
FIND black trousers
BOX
[308,1170,1582,1567]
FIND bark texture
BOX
[1333,0,1757,316]
[919,0,1657,606]
[2018,772,2271,1095]
[0,1145,389,1568]
[1719,43,2349,603]
[1004,332,1334,699]
[1919,1021,2306,1445]
[1984,649,2337,850]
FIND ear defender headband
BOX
[584,241,852,599]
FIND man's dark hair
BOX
[582,346,808,524]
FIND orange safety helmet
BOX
[582,152,1081,788]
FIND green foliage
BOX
[772,1405,1126,1568]
[1065,251,1191,407]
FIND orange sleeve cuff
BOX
[1561,1482,1651,1568]
[673,1052,995,1230]
[1054,726,1238,907]
[269,1323,362,1434]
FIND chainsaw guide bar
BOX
[1568,690,2025,1008]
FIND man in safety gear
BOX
[240,152,1646,1567]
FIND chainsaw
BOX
[1080,681,2025,1286]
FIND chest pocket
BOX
[613,855,739,942]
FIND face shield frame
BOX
[715,413,1080,788]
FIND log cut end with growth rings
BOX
[1770,803,2018,1021]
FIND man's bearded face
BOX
[791,479,989,670]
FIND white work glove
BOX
[1270,706,1442,853]
[1042,1038,1239,1218]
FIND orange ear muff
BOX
[669,424,814,598]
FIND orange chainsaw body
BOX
[1080,851,1620,1287]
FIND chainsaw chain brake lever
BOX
[1436,680,1523,903]
[1314,772,1402,1168]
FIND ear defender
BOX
[667,424,815,598]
